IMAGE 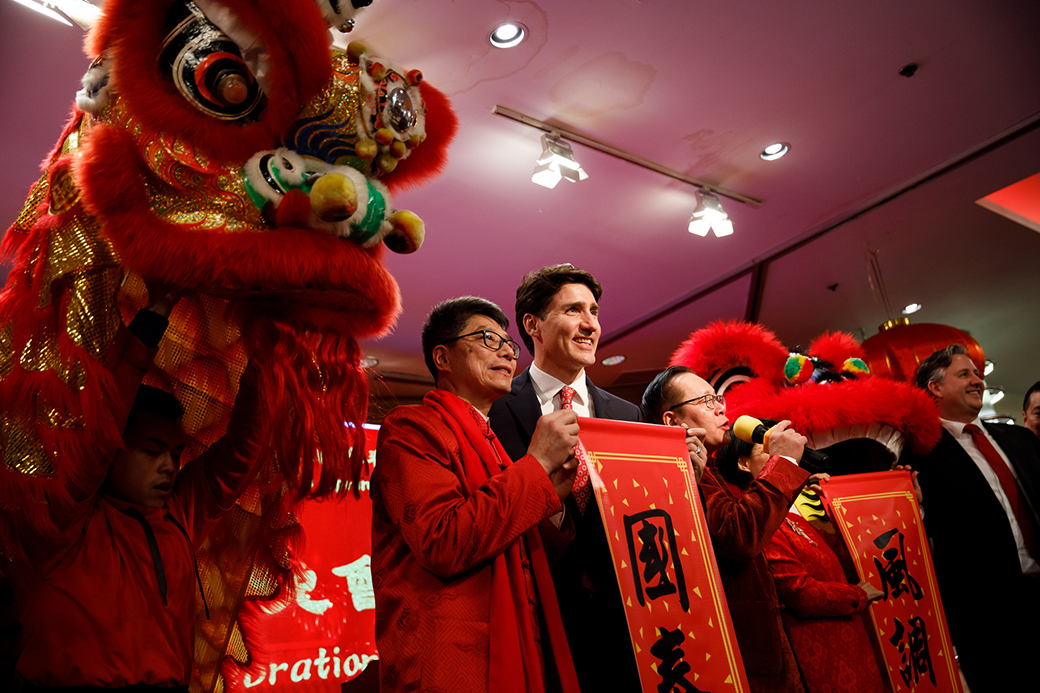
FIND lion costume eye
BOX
[385,87,417,133]
[158,0,266,122]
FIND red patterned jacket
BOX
[371,405,566,693]
[701,457,809,693]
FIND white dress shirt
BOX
[941,417,1039,575]
[528,364,594,527]
[529,363,595,417]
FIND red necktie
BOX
[560,386,592,514]
[964,423,1037,559]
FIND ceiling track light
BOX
[532,132,589,189]
[688,189,733,237]
[984,387,1005,405]
[12,0,100,29]
[492,105,760,235]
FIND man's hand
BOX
[765,420,807,462]
[682,424,709,482]
[891,464,923,506]
[857,580,885,602]
[528,410,580,500]
[805,472,830,496]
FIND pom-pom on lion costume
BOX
[0,0,456,689]
[671,321,941,473]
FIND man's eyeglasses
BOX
[440,330,521,359]
[668,392,725,411]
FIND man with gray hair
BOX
[899,344,1040,693]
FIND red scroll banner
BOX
[578,418,750,693]
[822,471,962,693]
[230,426,381,693]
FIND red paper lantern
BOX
[861,320,985,384]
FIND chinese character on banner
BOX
[822,471,962,693]
[228,426,381,693]
[578,417,750,693]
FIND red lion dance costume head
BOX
[0,0,456,689]
[671,321,942,473]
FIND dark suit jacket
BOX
[899,422,1040,692]
[489,368,643,693]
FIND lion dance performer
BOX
[0,1,456,690]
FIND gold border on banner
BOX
[587,452,747,692]
[830,491,959,691]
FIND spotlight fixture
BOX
[359,355,379,369]
[12,0,72,25]
[492,106,760,236]
[490,22,526,48]
[984,360,994,376]
[688,189,733,237]
[12,0,100,28]
[601,355,626,366]
[982,416,1014,426]
[901,303,922,315]
[984,387,1005,405]
[760,142,790,161]
[531,132,588,189]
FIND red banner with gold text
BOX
[578,418,750,693]
[822,471,962,693]
[229,426,381,693]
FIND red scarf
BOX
[424,390,580,693]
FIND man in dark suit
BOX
[900,344,1040,693]
[489,264,642,692]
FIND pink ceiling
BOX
[3,0,1040,419]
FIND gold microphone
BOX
[732,415,829,467]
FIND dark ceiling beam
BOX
[744,262,767,324]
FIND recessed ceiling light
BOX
[601,355,626,366]
[490,23,526,48]
[360,356,379,369]
[901,303,922,315]
[760,142,790,161]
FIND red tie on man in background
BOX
[560,386,592,514]
[964,423,1038,559]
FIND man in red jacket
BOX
[643,365,811,693]
[7,300,266,691]
[371,296,581,693]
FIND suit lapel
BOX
[505,368,540,444]
[936,429,976,472]
[588,380,612,420]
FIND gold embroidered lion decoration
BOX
[0,1,456,689]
